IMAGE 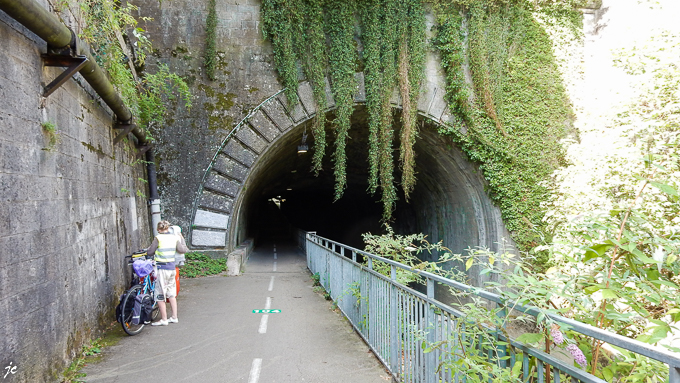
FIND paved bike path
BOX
[81,241,390,382]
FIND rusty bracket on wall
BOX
[113,123,137,144]
[41,54,88,97]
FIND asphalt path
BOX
[81,241,390,382]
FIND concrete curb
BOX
[226,238,254,276]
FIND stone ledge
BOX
[226,238,254,276]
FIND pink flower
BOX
[550,325,564,345]
[566,344,587,368]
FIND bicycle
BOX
[118,250,160,335]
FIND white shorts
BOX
[155,268,177,301]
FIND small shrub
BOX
[181,252,227,278]
[311,272,321,286]
[41,121,60,150]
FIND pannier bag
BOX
[132,293,153,325]
[140,294,154,323]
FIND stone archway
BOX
[189,73,510,264]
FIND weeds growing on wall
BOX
[41,121,60,151]
[55,0,191,135]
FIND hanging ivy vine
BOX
[325,0,357,200]
[358,0,382,195]
[300,0,329,175]
[262,0,582,245]
[262,0,426,221]
[204,0,218,81]
[398,0,426,201]
[262,0,300,105]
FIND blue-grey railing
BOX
[299,231,680,383]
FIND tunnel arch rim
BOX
[188,78,508,253]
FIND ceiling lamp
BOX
[297,128,308,154]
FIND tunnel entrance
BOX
[190,83,511,289]
[237,105,511,271]
[244,106,386,248]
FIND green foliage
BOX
[262,0,426,220]
[311,272,321,286]
[399,0,427,200]
[41,121,60,150]
[433,1,575,253]
[261,0,299,105]
[299,0,329,175]
[204,0,217,81]
[181,252,227,278]
[60,0,191,134]
[362,225,460,284]
[138,64,192,128]
[61,335,116,382]
[325,0,357,200]
[358,0,382,195]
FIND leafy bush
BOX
[181,252,227,278]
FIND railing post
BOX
[391,265,398,377]
[671,365,680,383]
[426,278,436,383]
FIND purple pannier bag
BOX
[133,259,154,278]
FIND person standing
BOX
[147,220,188,326]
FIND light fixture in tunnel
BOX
[268,196,286,209]
[297,128,308,154]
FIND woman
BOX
[147,220,188,326]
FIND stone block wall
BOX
[0,6,151,382]
[132,0,282,240]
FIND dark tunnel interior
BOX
[237,106,510,272]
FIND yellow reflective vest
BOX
[155,233,178,263]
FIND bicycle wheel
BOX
[120,285,145,335]
[151,301,160,322]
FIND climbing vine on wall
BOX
[433,0,579,252]
[262,0,581,247]
[204,0,217,81]
[55,0,191,133]
[66,1,189,123]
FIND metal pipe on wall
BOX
[0,0,162,233]
[145,150,161,236]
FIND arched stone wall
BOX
[189,72,510,259]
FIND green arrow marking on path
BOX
[252,309,282,313]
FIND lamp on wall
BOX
[297,128,308,154]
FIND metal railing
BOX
[301,231,680,383]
